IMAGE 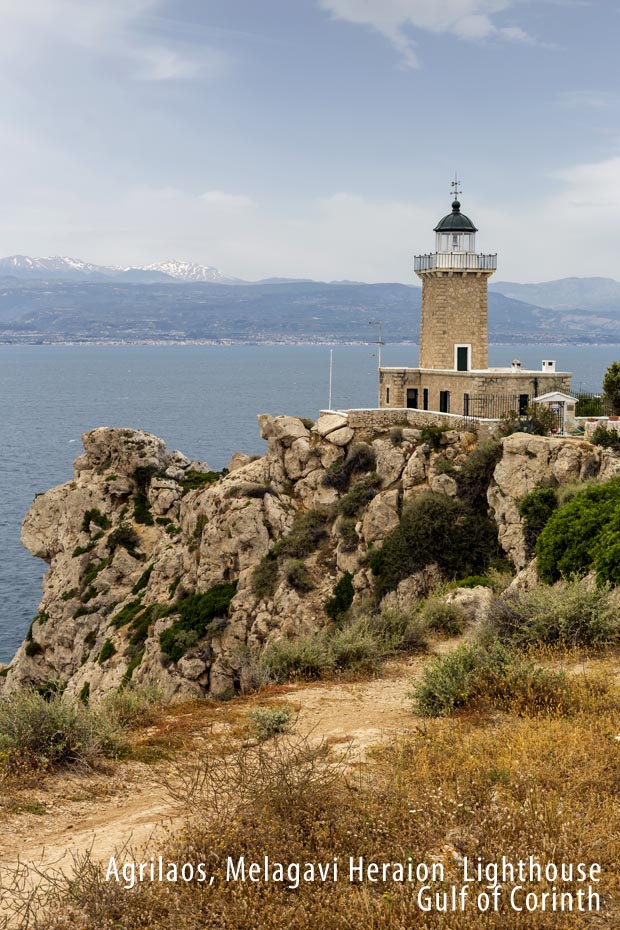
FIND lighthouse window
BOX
[452,235,459,249]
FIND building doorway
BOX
[406,388,419,409]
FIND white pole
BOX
[328,348,333,410]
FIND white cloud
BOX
[201,191,256,209]
[560,90,618,109]
[319,0,530,67]
[0,0,228,81]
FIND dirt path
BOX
[0,658,422,884]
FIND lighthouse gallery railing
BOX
[414,252,498,272]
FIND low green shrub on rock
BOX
[536,478,620,584]
[368,492,499,601]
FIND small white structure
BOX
[533,391,578,435]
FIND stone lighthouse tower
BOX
[378,183,573,417]
[416,193,496,372]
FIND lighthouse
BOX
[417,192,496,373]
[379,183,573,419]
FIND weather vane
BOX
[451,174,462,200]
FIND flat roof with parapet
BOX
[379,366,573,375]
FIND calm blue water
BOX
[0,342,615,663]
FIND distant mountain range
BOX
[0,255,620,345]
[0,255,242,284]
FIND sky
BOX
[0,0,619,283]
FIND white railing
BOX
[414,252,497,272]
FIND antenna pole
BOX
[369,320,384,407]
[328,348,333,410]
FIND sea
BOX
[0,342,615,664]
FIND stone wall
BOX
[379,368,572,417]
[418,270,492,370]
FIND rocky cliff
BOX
[3,414,619,702]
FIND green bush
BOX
[0,690,123,769]
[259,636,332,682]
[178,470,223,494]
[456,440,502,508]
[325,572,355,620]
[433,456,455,475]
[25,640,43,658]
[160,582,238,662]
[368,492,499,601]
[483,578,620,648]
[591,424,620,451]
[247,705,294,741]
[98,639,117,665]
[338,517,359,552]
[271,510,330,560]
[284,560,314,593]
[536,478,620,584]
[420,599,466,637]
[499,405,557,437]
[131,565,153,595]
[518,487,559,557]
[413,642,576,718]
[110,599,144,628]
[81,508,111,533]
[258,605,428,685]
[323,444,376,492]
[420,426,447,451]
[389,426,403,446]
[603,361,620,414]
[252,556,279,599]
[108,524,140,558]
[337,475,380,517]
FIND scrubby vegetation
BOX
[252,510,330,598]
[30,696,620,930]
[337,474,380,517]
[322,443,376,492]
[259,606,428,683]
[591,423,620,451]
[499,404,557,436]
[247,705,294,741]
[413,641,605,718]
[107,523,140,558]
[419,599,466,637]
[160,582,238,662]
[324,571,354,620]
[81,508,111,533]
[0,686,160,774]
[536,477,620,584]
[482,577,620,649]
[368,492,499,600]
[179,469,225,494]
[283,559,314,593]
[518,486,559,557]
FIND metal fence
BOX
[414,252,498,273]
[574,391,614,417]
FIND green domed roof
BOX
[434,200,478,233]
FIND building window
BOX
[455,344,471,372]
[463,393,470,416]
[406,388,418,409]
[439,391,451,413]
[386,387,390,404]
[519,394,529,415]
[423,388,429,411]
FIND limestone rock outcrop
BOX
[6,413,618,704]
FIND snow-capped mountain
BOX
[0,255,243,284]
[0,255,120,280]
[142,260,243,283]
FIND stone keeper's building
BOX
[379,194,572,418]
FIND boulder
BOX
[361,489,400,545]
[272,416,310,447]
[316,413,348,437]
[326,426,354,447]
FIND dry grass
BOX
[7,661,620,930]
